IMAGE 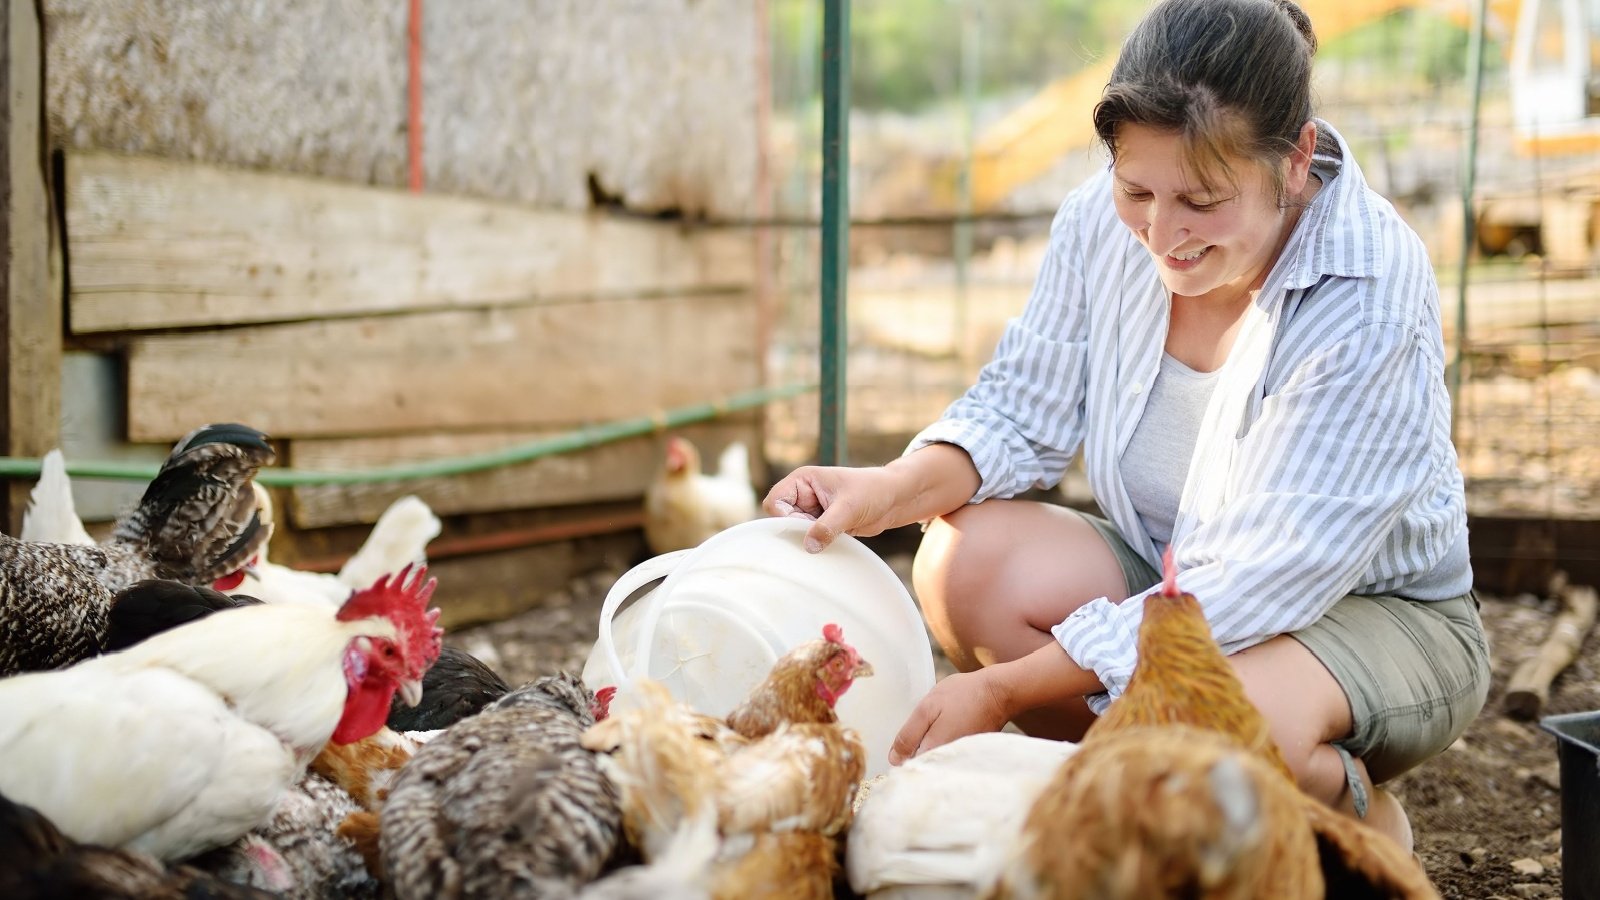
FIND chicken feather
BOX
[19,449,94,546]
[716,722,864,836]
[218,490,441,609]
[986,548,1439,899]
[997,726,1322,900]
[845,731,1079,895]
[0,423,274,675]
[379,672,622,900]
[0,789,275,900]
[0,572,442,861]
[192,772,377,900]
[643,437,760,555]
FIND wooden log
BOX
[125,292,758,442]
[64,151,754,333]
[286,420,760,529]
[1504,572,1600,721]
[0,0,57,534]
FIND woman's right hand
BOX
[763,442,983,553]
[762,465,908,553]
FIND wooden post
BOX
[0,0,58,535]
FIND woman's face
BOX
[1110,123,1308,301]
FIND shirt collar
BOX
[1276,119,1386,290]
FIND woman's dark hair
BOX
[1092,0,1330,200]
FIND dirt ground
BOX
[452,546,1595,900]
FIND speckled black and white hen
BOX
[0,423,274,676]
[378,672,623,900]
[191,772,378,900]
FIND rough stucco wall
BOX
[45,0,757,217]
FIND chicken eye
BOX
[383,645,396,658]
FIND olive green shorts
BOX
[1077,509,1491,784]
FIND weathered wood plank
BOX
[125,292,759,442]
[1,0,57,534]
[287,420,761,528]
[65,151,754,333]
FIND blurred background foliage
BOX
[772,0,1499,114]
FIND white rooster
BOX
[0,566,443,862]
[642,436,760,555]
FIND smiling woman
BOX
[760,0,1487,869]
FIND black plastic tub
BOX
[1540,710,1600,899]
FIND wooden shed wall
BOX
[45,0,759,218]
[9,0,771,612]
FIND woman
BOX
[763,0,1489,851]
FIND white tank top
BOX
[1121,352,1220,547]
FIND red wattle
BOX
[332,644,395,744]
[814,678,852,708]
[333,678,396,744]
[213,569,247,591]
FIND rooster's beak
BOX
[854,660,875,679]
[398,678,424,708]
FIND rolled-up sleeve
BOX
[1052,317,1454,706]
[907,188,1098,503]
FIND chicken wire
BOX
[757,2,1600,530]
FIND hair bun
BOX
[1272,0,1318,53]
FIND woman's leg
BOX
[1228,635,1413,852]
[912,500,1130,741]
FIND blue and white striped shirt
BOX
[907,121,1472,712]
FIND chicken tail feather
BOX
[20,449,94,546]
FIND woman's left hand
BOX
[888,669,1011,766]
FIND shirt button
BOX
[1130,381,1144,395]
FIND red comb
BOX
[337,564,443,674]
[823,622,843,644]
[664,437,689,469]
[593,685,618,721]
[1161,546,1179,597]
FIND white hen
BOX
[845,731,1079,899]
[642,437,760,555]
[20,448,96,546]
[335,495,443,591]
[218,490,441,608]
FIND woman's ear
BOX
[1284,120,1317,198]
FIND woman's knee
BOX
[912,505,997,620]
[913,506,1011,662]
[913,501,1130,663]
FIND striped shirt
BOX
[907,120,1472,713]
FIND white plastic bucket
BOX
[583,516,936,779]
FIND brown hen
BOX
[1000,725,1321,899]
[725,622,874,738]
[1087,550,1291,778]
[583,625,872,899]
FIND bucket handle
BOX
[594,549,694,688]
